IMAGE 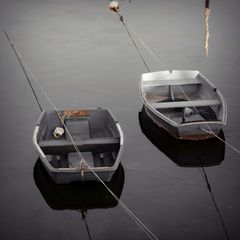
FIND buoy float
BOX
[109,1,120,12]
[53,127,65,138]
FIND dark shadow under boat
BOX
[33,159,125,210]
[139,107,225,167]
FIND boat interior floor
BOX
[157,105,218,123]
[150,95,218,123]
[44,117,116,141]
[39,117,120,169]
[46,151,116,169]
[146,92,200,103]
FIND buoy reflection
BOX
[205,0,211,57]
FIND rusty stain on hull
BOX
[62,109,90,118]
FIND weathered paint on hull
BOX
[144,106,222,140]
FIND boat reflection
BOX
[34,159,124,239]
[34,159,125,210]
[139,107,225,167]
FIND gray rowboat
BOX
[139,70,227,140]
[33,108,124,183]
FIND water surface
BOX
[0,0,240,239]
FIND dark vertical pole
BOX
[205,0,210,9]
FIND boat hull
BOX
[144,106,222,140]
[139,107,225,167]
[140,70,227,140]
[33,108,124,184]
[42,165,118,184]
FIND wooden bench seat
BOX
[151,99,221,109]
[143,78,201,87]
[39,137,120,154]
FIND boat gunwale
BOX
[33,108,124,173]
[139,70,227,128]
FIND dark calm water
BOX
[0,0,240,239]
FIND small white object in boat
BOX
[53,127,64,139]
[184,107,195,118]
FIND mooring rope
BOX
[4,29,88,165]
[114,13,240,157]
[126,22,169,72]
[112,10,234,240]
[4,29,160,240]
[78,210,92,240]
[177,84,240,159]
[201,128,240,155]
[116,12,150,72]
[199,167,230,240]
[4,30,43,111]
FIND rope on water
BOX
[115,15,240,157]
[113,11,234,240]
[116,13,150,72]
[4,28,87,171]
[126,22,169,72]
[78,210,92,240]
[4,29,160,240]
[177,84,240,157]
[4,30,43,112]
[199,167,231,240]
[201,128,240,155]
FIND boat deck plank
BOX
[151,99,221,109]
[143,78,201,87]
[39,137,120,154]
